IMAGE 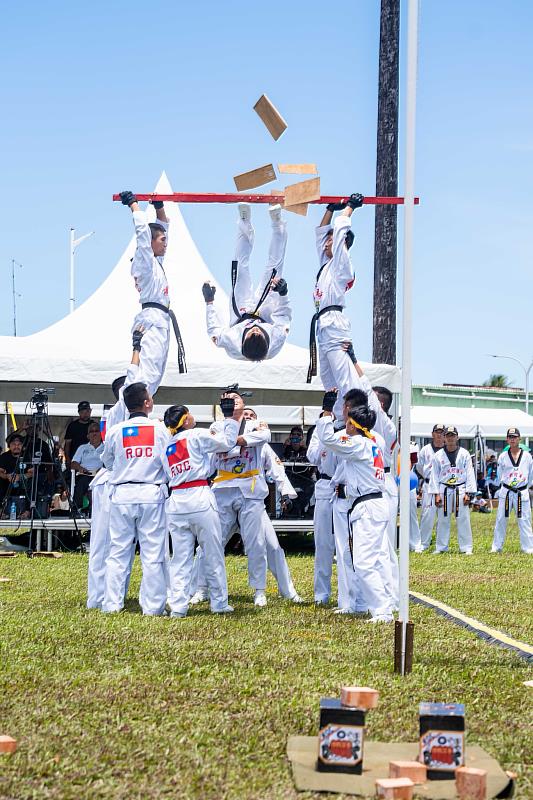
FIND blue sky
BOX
[0,0,531,387]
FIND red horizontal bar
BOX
[112,192,419,206]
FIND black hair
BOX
[372,385,393,413]
[348,405,377,432]
[6,431,24,445]
[345,230,355,250]
[343,388,368,407]
[164,405,189,431]
[290,426,303,435]
[241,327,270,361]
[149,222,166,240]
[111,375,127,401]
[123,382,149,412]
[243,406,257,418]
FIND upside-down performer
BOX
[202,203,291,361]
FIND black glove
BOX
[202,282,216,302]
[119,190,137,207]
[132,328,144,352]
[326,201,347,212]
[220,397,235,418]
[272,278,288,296]
[150,199,164,210]
[322,390,338,412]
[347,193,364,210]
[345,342,357,364]
[281,495,293,512]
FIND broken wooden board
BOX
[253,94,287,140]
[0,552,18,558]
[278,163,318,175]
[271,188,307,216]
[234,164,276,192]
[33,551,63,559]
[284,177,320,207]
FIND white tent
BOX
[410,405,533,439]
[0,173,400,408]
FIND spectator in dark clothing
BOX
[282,426,308,461]
[63,401,95,468]
[0,432,33,516]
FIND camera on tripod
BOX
[30,387,55,410]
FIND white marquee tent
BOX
[410,405,533,439]
[0,173,400,418]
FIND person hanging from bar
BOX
[316,391,394,623]
[306,193,364,418]
[202,203,291,361]
[429,426,477,554]
[491,427,533,554]
[119,190,187,385]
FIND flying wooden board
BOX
[234,164,276,191]
[253,94,287,140]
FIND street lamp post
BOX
[489,354,533,446]
[70,228,95,313]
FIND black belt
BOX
[231,259,275,324]
[345,490,383,570]
[319,472,332,481]
[335,483,347,499]
[307,304,343,383]
[503,483,527,518]
[115,481,163,486]
[142,302,187,374]
[384,467,391,474]
[442,483,465,517]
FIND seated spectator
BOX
[486,454,499,498]
[0,432,33,518]
[283,427,308,461]
[50,487,71,515]
[71,423,103,515]
[63,401,95,469]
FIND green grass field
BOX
[1,515,532,799]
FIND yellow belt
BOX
[213,469,260,492]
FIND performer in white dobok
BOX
[191,387,271,606]
[163,398,239,617]
[317,395,394,623]
[491,427,533,554]
[307,417,336,605]
[429,426,477,554]
[307,193,364,419]
[203,204,291,361]
[119,190,187,382]
[101,382,169,615]
[416,423,445,550]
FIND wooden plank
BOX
[253,94,287,140]
[284,177,320,206]
[234,164,276,192]
[284,202,308,217]
[33,551,63,559]
[278,163,318,175]
[0,552,17,558]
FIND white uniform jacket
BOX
[316,417,386,500]
[429,447,477,513]
[211,419,271,499]
[307,426,336,500]
[416,443,441,485]
[131,209,170,331]
[165,419,239,514]
[102,414,168,504]
[313,215,355,330]
[206,303,290,361]
[357,373,397,470]
[261,443,297,499]
[496,448,533,508]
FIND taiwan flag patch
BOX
[166,439,189,466]
[100,419,107,441]
[122,425,154,448]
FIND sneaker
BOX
[238,203,251,222]
[314,599,329,606]
[367,615,394,623]
[189,590,208,605]
[333,607,353,615]
[170,611,187,618]
[254,590,267,607]
[289,593,304,604]
[212,605,234,614]
[461,550,473,556]
[269,204,282,223]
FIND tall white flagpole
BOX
[398,0,419,674]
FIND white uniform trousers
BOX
[492,491,533,552]
[351,497,393,618]
[435,488,473,553]
[197,489,267,591]
[410,489,422,550]
[263,511,297,598]
[313,495,335,602]
[232,220,287,324]
[382,474,400,605]
[419,483,437,549]
[332,498,366,612]
[317,313,357,420]
[102,501,167,615]
[87,482,111,609]
[130,318,170,396]
[167,505,228,613]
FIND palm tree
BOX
[483,374,512,388]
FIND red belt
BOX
[172,480,208,490]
